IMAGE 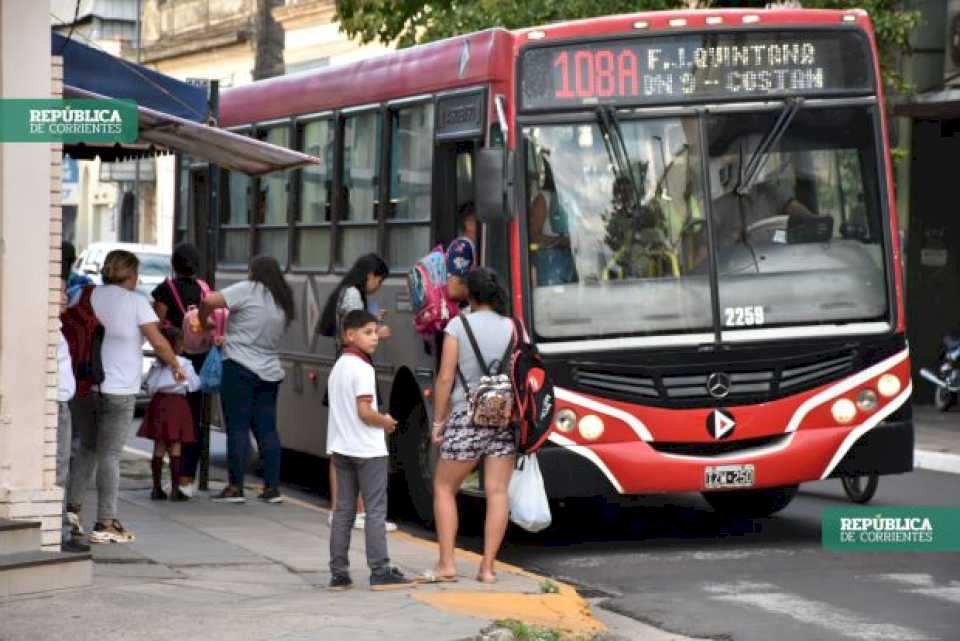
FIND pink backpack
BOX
[408,246,459,339]
[165,278,227,354]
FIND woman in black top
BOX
[151,243,208,499]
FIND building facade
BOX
[1,2,67,549]
[52,0,161,253]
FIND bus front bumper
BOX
[537,418,914,498]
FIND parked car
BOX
[74,242,171,301]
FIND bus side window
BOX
[295,118,334,270]
[255,124,292,268]
[387,103,434,269]
[337,111,381,269]
[220,167,252,266]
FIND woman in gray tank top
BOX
[427,268,516,584]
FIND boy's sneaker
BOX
[151,487,168,501]
[66,508,84,537]
[178,480,196,498]
[88,520,136,544]
[370,567,415,591]
[211,486,246,503]
[353,513,398,532]
[329,573,353,591]
[258,487,284,504]
[169,487,190,502]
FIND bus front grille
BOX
[572,348,856,407]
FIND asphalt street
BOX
[128,415,959,641]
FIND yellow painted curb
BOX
[241,483,605,633]
[412,590,604,635]
[393,531,605,635]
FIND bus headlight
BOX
[555,409,577,433]
[856,389,879,412]
[831,398,857,424]
[877,374,901,398]
[578,414,605,440]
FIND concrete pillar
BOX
[0,0,64,549]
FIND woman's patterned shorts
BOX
[439,408,517,460]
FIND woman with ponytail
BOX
[200,255,295,504]
[425,267,515,584]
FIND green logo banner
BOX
[0,99,138,143]
[823,507,960,552]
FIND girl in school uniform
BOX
[137,326,202,502]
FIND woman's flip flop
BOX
[416,570,458,584]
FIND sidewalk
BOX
[914,405,960,475]
[0,453,689,641]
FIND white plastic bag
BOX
[508,454,552,532]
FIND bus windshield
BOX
[524,104,888,341]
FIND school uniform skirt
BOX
[137,394,197,443]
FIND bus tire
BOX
[702,485,798,517]
[841,474,879,504]
[399,404,436,524]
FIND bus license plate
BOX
[705,464,755,489]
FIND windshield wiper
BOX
[736,96,804,196]
[596,105,644,217]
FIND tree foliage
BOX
[335,0,921,96]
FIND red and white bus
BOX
[185,7,912,519]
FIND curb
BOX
[915,449,960,475]
[392,530,605,636]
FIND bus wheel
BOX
[399,404,436,524]
[841,474,879,504]
[702,485,798,517]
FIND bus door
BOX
[433,89,486,250]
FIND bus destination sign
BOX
[520,30,872,110]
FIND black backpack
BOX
[508,318,555,455]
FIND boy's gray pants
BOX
[329,454,390,577]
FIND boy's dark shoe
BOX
[211,486,246,503]
[370,567,415,591]
[258,487,284,504]
[62,538,90,553]
[169,487,190,502]
[329,573,353,591]
[151,487,168,501]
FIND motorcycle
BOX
[919,331,960,412]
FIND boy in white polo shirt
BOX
[327,310,413,591]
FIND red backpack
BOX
[61,285,105,398]
[508,318,555,455]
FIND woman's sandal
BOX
[475,573,497,584]
[416,570,459,584]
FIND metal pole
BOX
[198,80,220,493]
[133,0,142,241]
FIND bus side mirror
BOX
[475,148,514,222]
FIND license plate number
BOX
[704,464,755,489]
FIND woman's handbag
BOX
[199,346,223,393]
[507,454,552,532]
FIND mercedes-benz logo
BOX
[706,372,731,399]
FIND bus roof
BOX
[219,8,872,127]
[220,28,513,127]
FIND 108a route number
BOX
[724,306,765,327]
